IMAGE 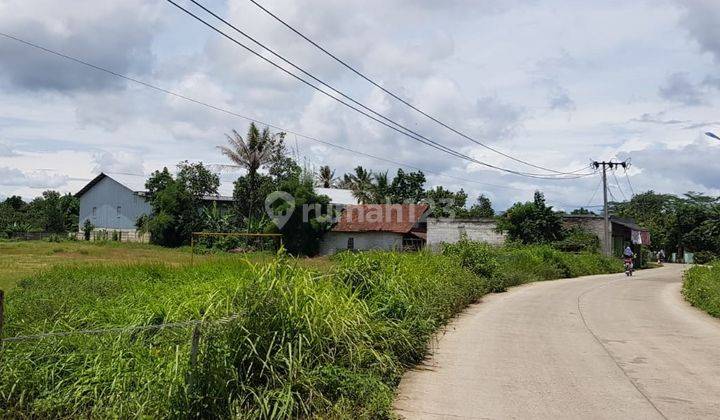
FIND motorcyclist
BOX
[623,246,634,274]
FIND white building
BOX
[320,204,429,255]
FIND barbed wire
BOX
[1,314,241,343]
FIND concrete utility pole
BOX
[592,160,629,256]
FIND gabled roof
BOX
[315,188,358,205]
[75,172,234,200]
[332,204,429,234]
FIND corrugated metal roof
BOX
[315,188,359,205]
[76,172,235,200]
[332,204,429,233]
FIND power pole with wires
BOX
[592,160,629,256]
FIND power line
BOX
[0,32,536,193]
[611,170,628,201]
[585,177,603,208]
[166,0,592,180]
[243,0,587,176]
[624,168,636,197]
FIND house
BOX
[75,172,234,242]
[319,204,429,255]
[314,188,358,206]
[561,215,650,255]
[75,172,358,242]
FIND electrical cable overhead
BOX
[243,0,589,176]
[611,170,628,202]
[585,177,603,208]
[0,32,535,193]
[166,0,593,180]
[624,168,636,197]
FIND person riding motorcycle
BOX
[623,246,634,275]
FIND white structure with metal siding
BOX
[76,174,152,241]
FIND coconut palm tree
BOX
[371,170,390,203]
[316,165,336,188]
[217,123,276,179]
[346,166,374,204]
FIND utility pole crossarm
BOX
[592,160,629,256]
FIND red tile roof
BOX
[332,204,429,234]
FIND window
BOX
[116,206,122,218]
[92,207,97,218]
[347,237,354,250]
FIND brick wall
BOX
[426,218,506,250]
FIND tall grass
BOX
[683,263,720,318]
[1,245,622,417]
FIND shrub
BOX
[693,251,717,265]
[683,264,720,318]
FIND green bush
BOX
[683,264,720,318]
[693,251,717,265]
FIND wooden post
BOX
[190,234,195,266]
[0,289,5,341]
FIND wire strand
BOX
[0,32,547,192]
[243,0,588,176]
[166,0,593,180]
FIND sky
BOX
[1,0,719,211]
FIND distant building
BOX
[426,214,649,256]
[319,204,429,255]
[75,172,358,242]
[314,188,359,206]
[562,215,650,256]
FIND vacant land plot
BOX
[0,240,331,291]
[0,240,622,418]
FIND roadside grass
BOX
[683,263,720,318]
[0,242,624,417]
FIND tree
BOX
[497,191,563,244]
[389,169,426,203]
[370,171,391,203]
[270,171,333,255]
[345,166,374,204]
[570,207,595,215]
[316,165,336,188]
[218,124,277,179]
[467,194,494,218]
[424,186,468,218]
[143,162,219,247]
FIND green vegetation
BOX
[0,242,622,417]
[443,240,623,292]
[683,264,720,318]
[611,191,720,257]
[0,191,78,237]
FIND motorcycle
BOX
[624,257,634,276]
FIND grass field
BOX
[0,240,622,417]
[0,240,331,292]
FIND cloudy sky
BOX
[1,0,719,210]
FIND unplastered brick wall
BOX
[426,218,506,250]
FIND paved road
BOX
[395,264,720,419]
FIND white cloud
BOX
[0,0,719,208]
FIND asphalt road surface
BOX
[395,264,720,419]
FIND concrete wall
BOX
[426,218,506,250]
[320,231,404,255]
[561,216,610,252]
[78,176,151,231]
